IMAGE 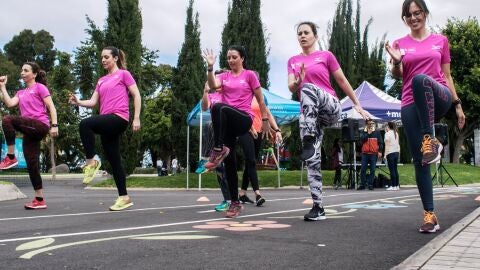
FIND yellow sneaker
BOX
[109,197,134,211]
[419,210,440,233]
[82,160,101,184]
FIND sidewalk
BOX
[394,200,480,269]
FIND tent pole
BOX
[199,111,203,191]
[277,143,280,188]
[353,141,357,189]
[186,125,190,190]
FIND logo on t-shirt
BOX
[431,45,442,51]
[314,57,323,62]
[239,79,246,84]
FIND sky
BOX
[0,0,477,99]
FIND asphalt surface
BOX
[0,180,479,270]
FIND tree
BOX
[170,0,205,170]
[220,0,270,88]
[3,29,56,71]
[441,17,480,163]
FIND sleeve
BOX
[377,132,384,152]
[37,84,51,98]
[327,51,341,73]
[122,70,136,87]
[287,57,296,75]
[441,35,451,64]
[248,70,261,91]
[359,130,369,142]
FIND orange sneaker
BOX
[419,210,440,233]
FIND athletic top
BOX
[16,82,51,127]
[217,69,261,119]
[251,94,269,132]
[393,34,451,107]
[95,69,136,121]
[287,50,340,98]
[207,92,222,109]
[384,130,400,156]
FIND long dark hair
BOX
[387,121,398,139]
[296,21,319,37]
[104,46,127,69]
[401,0,430,20]
[24,62,47,86]
[228,45,247,69]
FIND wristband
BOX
[393,61,401,66]
[453,98,461,106]
[51,124,58,127]
[262,118,268,121]
[275,129,281,132]
[207,66,213,72]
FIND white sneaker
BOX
[395,186,400,190]
[386,186,395,191]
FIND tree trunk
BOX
[452,133,465,163]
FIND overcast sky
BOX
[0,0,477,98]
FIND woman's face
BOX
[101,49,118,71]
[227,50,244,71]
[20,64,35,84]
[405,1,426,32]
[297,24,317,50]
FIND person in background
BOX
[385,121,401,190]
[69,46,141,211]
[385,0,465,233]
[331,138,343,190]
[358,119,383,190]
[156,158,163,176]
[0,62,58,210]
[171,156,178,175]
[287,21,368,221]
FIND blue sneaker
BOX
[215,201,230,212]
[195,159,208,174]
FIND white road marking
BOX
[0,193,429,244]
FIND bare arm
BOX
[0,76,19,108]
[201,82,210,111]
[43,96,59,137]
[128,83,142,131]
[287,63,304,93]
[69,91,99,108]
[332,68,368,119]
[442,63,465,129]
[253,87,270,138]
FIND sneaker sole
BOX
[256,198,266,207]
[109,202,134,211]
[0,162,19,170]
[423,144,443,165]
[419,224,440,233]
[25,205,47,210]
[304,216,326,221]
[83,163,102,184]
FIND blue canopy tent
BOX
[185,89,300,190]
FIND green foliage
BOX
[0,51,21,109]
[170,0,205,170]
[3,29,56,71]
[220,0,270,88]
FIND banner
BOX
[1,138,27,168]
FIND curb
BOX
[0,182,27,202]
[393,206,480,269]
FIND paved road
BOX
[1,181,479,270]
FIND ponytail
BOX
[104,46,127,69]
[25,62,47,86]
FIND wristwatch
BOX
[453,98,461,106]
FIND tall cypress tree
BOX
[220,0,270,88]
[170,0,205,169]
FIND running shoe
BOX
[109,197,134,211]
[225,201,243,218]
[82,160,101,184]
[195,159,208,174]
[300,135,320,162]
[239,194,254,204]
[205,146,230,170]
[255,195,265,207]
[24,198,47,210]
[421,134,443,165]
[214,201,230,212]
[0,156,18,170]
[419,210,440,233]
[304,204,326,221]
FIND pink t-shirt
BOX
[393,34,451,107]
[287,50,340,98]
[217,69,261,119]
[207,92,222,109]
[95,69,136,121]
[16,83,51,127]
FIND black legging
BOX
[79,114,128,196]
[210,103,252,201]
[239,132,263,191]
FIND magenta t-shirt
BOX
[217,69,261,119]
[95,69,136,121]
[287,50,340,98]
[207,92,222,109]
[393,34,451,107]
[16,83,51,127]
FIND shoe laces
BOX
[423,211,436,225]
[421,134,435,154]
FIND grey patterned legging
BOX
[300,83,341,205]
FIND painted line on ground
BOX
[0,193,428,243]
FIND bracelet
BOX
[262,118,268,121]
[453,98,461,106]
[207,66,213,72]
[393,61,401,66]
[51,124,58,127]
[275,129,281,132]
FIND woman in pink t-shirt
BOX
[0,62,58,210]
[385,0,465,233]
[287,21,367,221]
[202,45,271,218]
[69,46,141,211]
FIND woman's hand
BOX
[49,127,59,137]
[353,104,369,120]
[261,120,271,139]
[132,117,141,132]
[294,63,305,87]
[202,49,217,67]
[68,93,79,106]
[0,75,7,86]
[385,41,402,64]
[456,106,466,129]
[249,126,258,139]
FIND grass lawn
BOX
[93,163,480,189]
